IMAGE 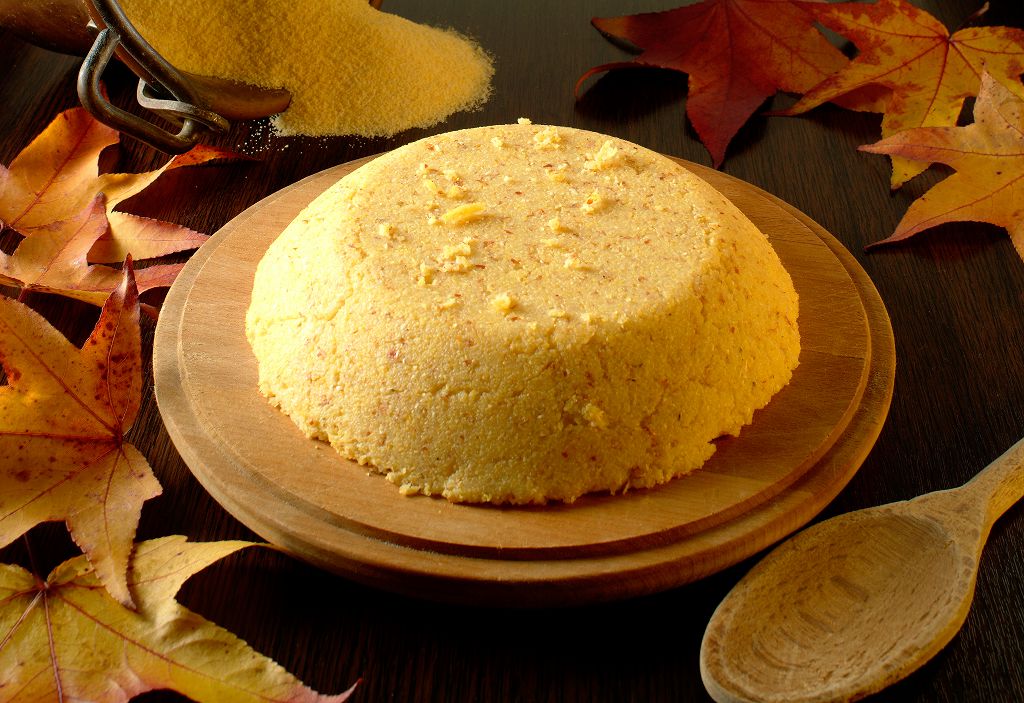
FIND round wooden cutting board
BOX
[153,156,895,607]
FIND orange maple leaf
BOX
[0,107,247,300]
[577,0,885,167]
[0,261,161,608]
[91,211,209,264]
[0,197,182,307]
[860,72,1024,258]
[0,536,355,702]
[783,0,1024,187]
[0,107,116,234]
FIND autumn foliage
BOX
[784,0,1024,187]
[0,111,352,700]
[0,106,242,305]
[0,537,354,702]
[862,73,1024,256]
[580,0,1024,260]
[581,0,1024,182]
[0,260,158,608]
[577,0,883,167]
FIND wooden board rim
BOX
[171,159,865,557]
[154,155,895,606]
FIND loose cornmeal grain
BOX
[246,124,801,504]
[119,0,493,137]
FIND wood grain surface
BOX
[153,155,892,606]
[1,0,1023,701]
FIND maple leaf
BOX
[0,107,116,234]
[91,211,209,264]
[860,72,1024,258]
[0,536,356,702]
[782,0,1024,187]
[0,106,238,241]
[0,197,182,307]
[0,107,246,302]
[0,261,161,608]
[576,0,885,166]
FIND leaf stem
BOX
[0,590,43,653]
[22,533,39,577]
[958,2,989,31]
[43,585,65,703]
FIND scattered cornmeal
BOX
[246,124,800,504]
[119,0,493,137]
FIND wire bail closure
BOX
[76,0,229,154]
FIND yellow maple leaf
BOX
[0,107,118,233]
[782,0,1024,188]
[0,536,355,702]
[861,72,1024,259]
[0,262,160,608]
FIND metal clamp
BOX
[76,0,384,153]
[76,0,228,153]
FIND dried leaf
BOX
[0,536,355,702]
[0,107,242,235]
[90,212,209,264]
[0,261,161,607]
[860,72,1024,258]
[0,107,119,233]
[0,107,246,303]
[782,0,1024,187]
[0,197,184,306]
[0,163,10,204]
[577,0,883,166]
[96,144,246,215]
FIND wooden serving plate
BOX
[153,156,895,607]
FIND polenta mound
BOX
[246,124,800,504]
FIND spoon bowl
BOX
[701,437,1024,702]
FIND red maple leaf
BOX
[577,0,883,166]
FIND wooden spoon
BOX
[700,436,1024,703]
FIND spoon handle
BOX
[962,435,1024,528]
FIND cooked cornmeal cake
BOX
[245,123,800,504]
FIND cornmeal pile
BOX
[246,124,800,504]
[119,0,493,137]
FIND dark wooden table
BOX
[3,1,1024,701]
